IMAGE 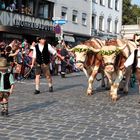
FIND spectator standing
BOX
[0,0,5,10]
[60,41,69,78]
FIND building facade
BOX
[53,0,123,44]
[92,0,122,39]
[121,19,140,40]
[53,0,92,44]
[0,0,55,43]
[0,0,123,44]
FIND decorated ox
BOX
[91,39,137,101]
[69,39,105,95]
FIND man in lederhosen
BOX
[31,36,64,94]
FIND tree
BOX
[122,0,140,25]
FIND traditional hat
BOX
[0,57,8,70]
[36,35,46,42]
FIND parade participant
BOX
[0,58,15,116]
[124,38,140,96]
[31,36,64,94]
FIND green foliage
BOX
[73,48,88,53]
[99,48,120,56]
[122,0,140,25]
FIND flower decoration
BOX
[99,48,120,56]
[73,48,88,53]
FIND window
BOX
[107,18,112,32]
[99,16,104,31]
[72,10,78,23]
[38,3,49,18]
[100,0,104,5]
[92,0,97,3]
[82,13,87,25]
[61,7,67,19]
[115,20,118,33]
[92,14,96,29]
[115,0,119,10]
[108,0,112,8]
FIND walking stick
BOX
[21,68,32,80]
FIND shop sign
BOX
[0,11,54,31]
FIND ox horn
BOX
[88,47,101,53]
[66,47,75,52]
[117,43,127,50]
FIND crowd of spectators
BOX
[0,0,32,15]
[0,39,77,81]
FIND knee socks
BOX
[1,103,8,112]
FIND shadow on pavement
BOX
[10,101,57,116]
[55,84,85,91]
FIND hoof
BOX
[108,92,113,97]
[105,87,110,90]
[87,89,93,96]
[119,88,123,91]
[111,96,117,102]
[87,91,93,96]
[123,91,128,95]
[111,95,120,102]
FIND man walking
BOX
[31,36,64,94]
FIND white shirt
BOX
[32,43,57,58]
[124,49,140,68]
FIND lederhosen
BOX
[0,73,11,100]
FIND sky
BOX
[131,0,140,6]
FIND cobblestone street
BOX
[0,72,140,140]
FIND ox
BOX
[69,39,107,95]
[91,39,137,101]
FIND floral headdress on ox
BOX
[72,47,89,53]
[99,48,120,56]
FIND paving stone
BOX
[0,72,140,140]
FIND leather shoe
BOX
[34,90,40,94]
[5,110,9,117]
[49,86,53,92]
[1,111,5,116]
